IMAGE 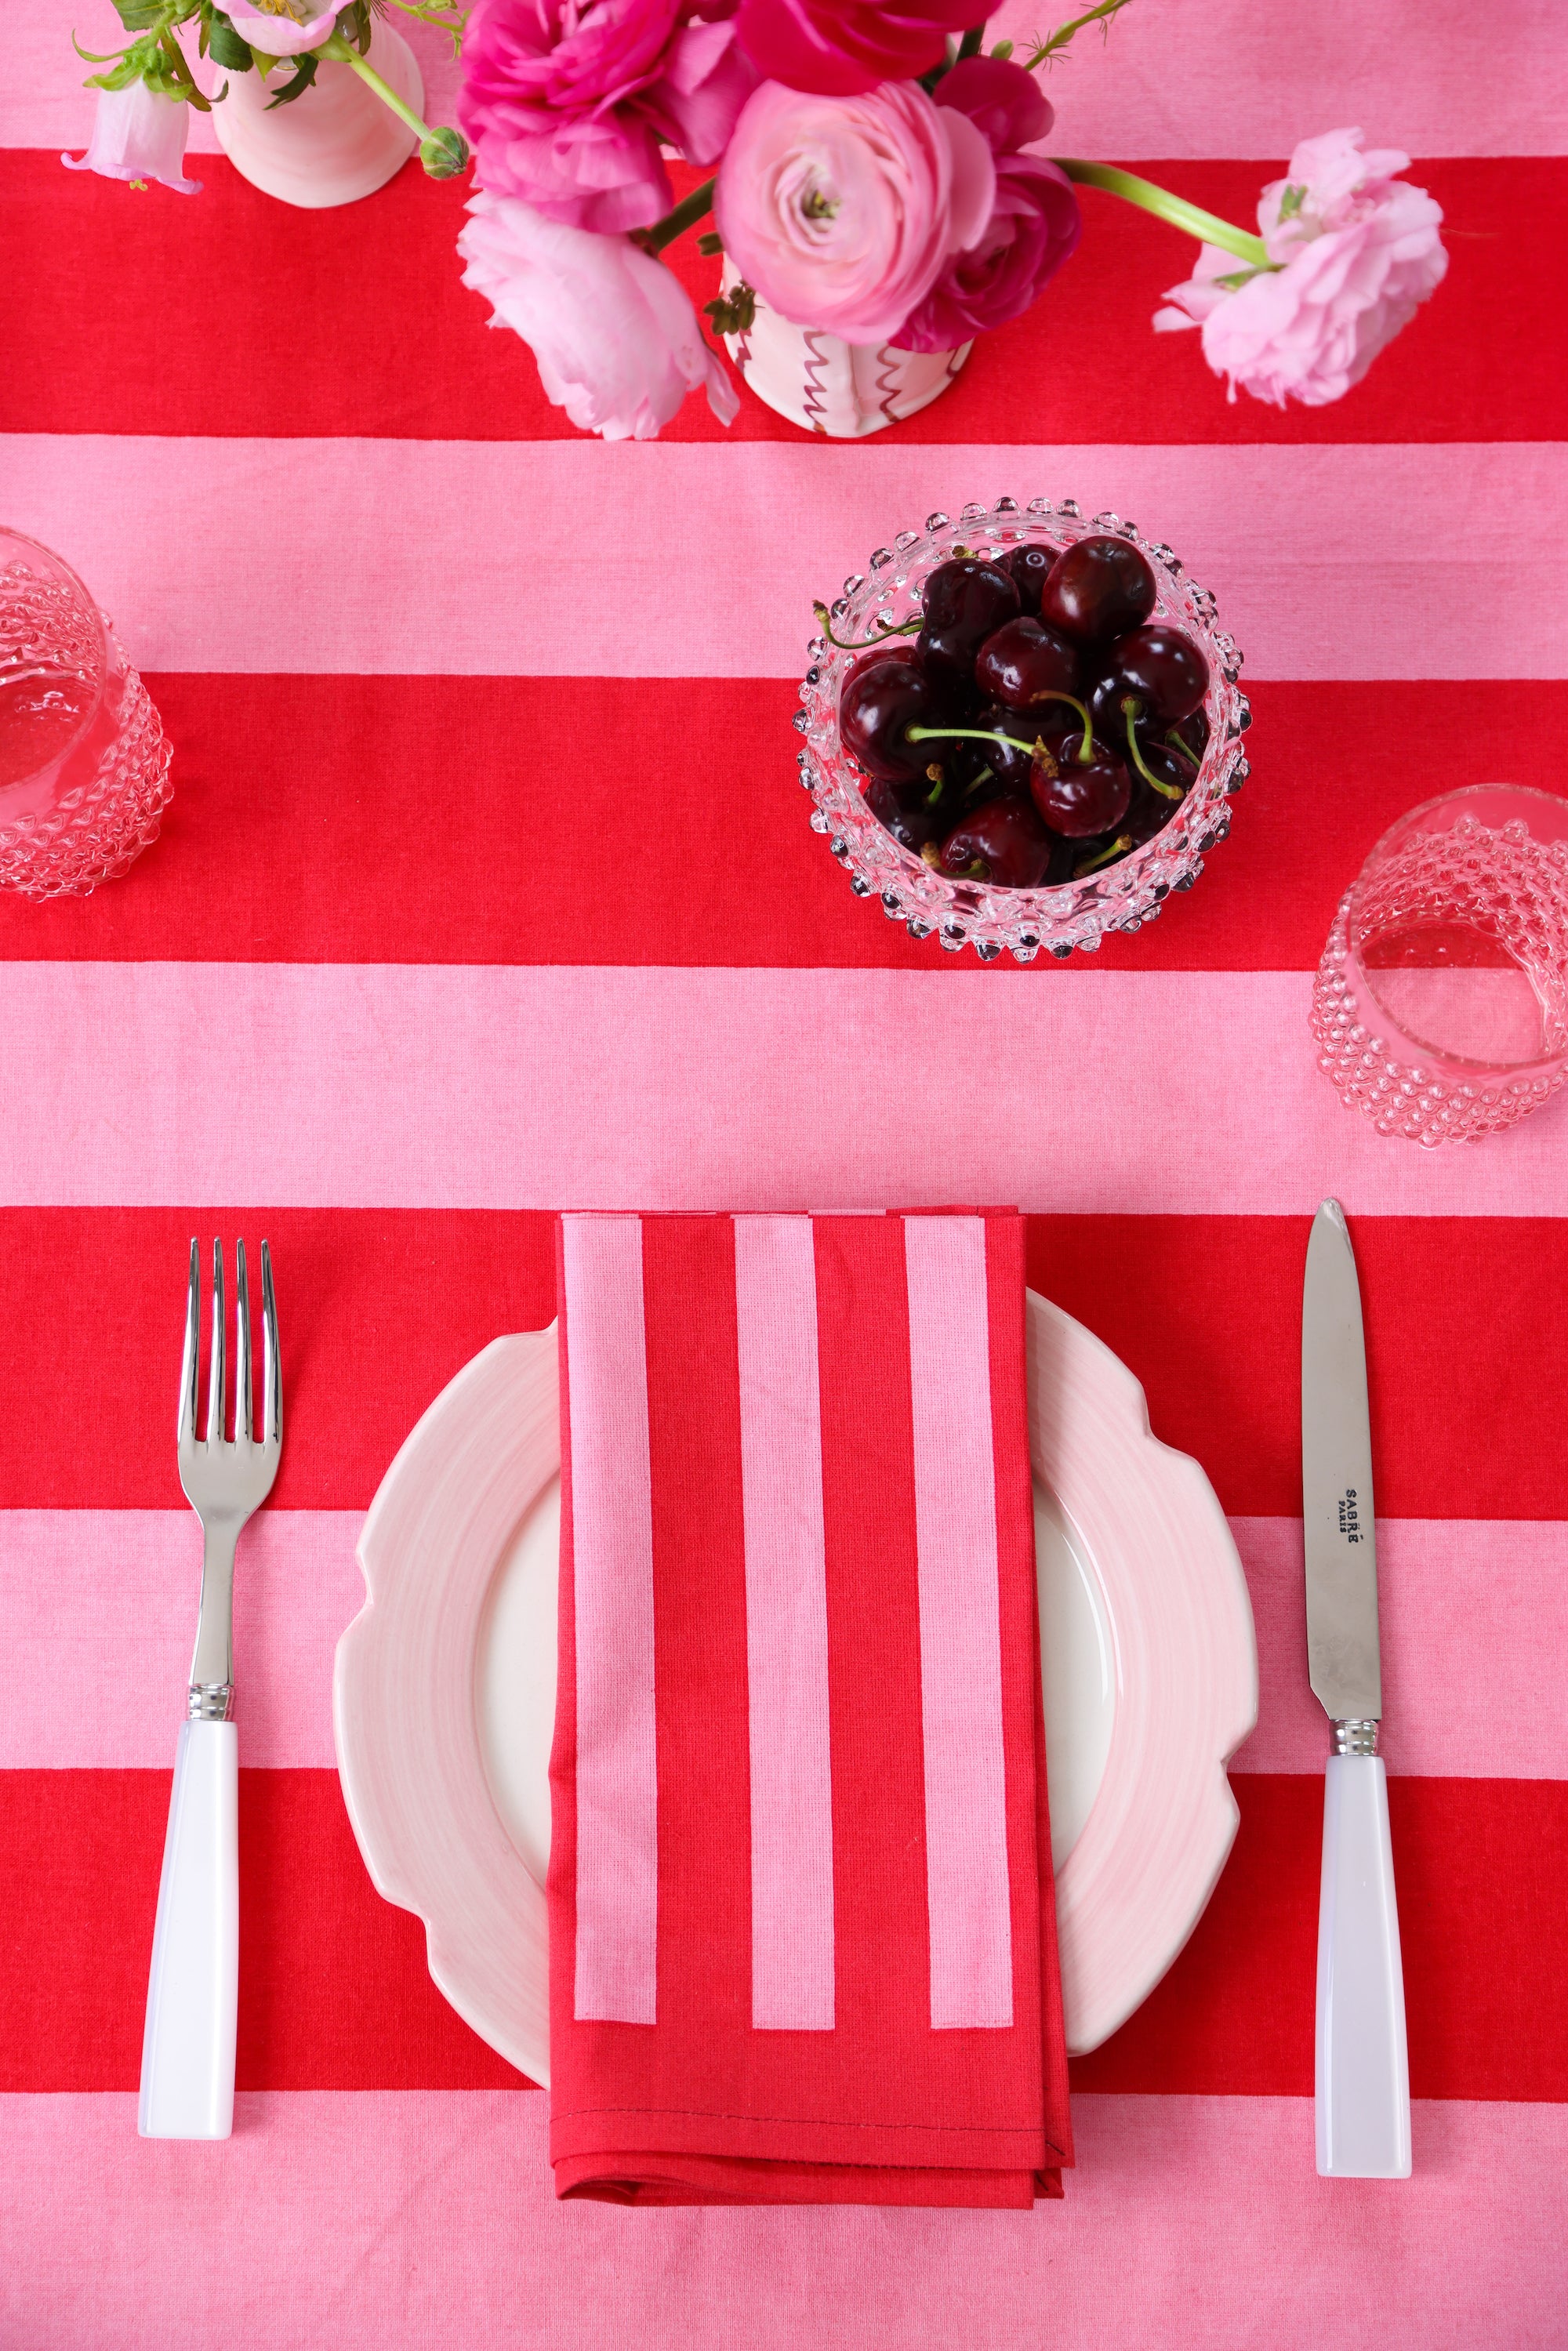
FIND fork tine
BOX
[234,1239,252,1447]
[261,1239,281,1449]
[178,1238,200,1444]
[208,1238,226,1449]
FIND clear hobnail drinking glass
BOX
[1311,785,1568,1145]
[795,496,1251,962]
[0,528,172,898]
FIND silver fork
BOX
[139,1239,281,2141]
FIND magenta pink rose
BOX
[894,56,1080,350]
[458,190,739,439]
[459,0,757,234]
[713,78,994,345]
[1154,127,1447,407]
[734,0,974,96]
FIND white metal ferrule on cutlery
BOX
[138,1239,281,2142]
[1302,1199,1410,2179]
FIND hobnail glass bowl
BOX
[795,496,1250,961]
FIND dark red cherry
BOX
[1124,781,1178,844]
[1106,622,1210,724]
[866,771,956,852]
[938,794,1053,889]
[1131,740,1192,804]
[839,651,956,782]
[1000,542,1060,616]
[969,702,1054,793]
[1167,706,1210,766]
[1029,735,1131,839]
[1039,535,1156,646]
[916,557,1021,687]
[974,616,1080,714]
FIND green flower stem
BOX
[641,176,717,256]
[321,33,434,141]
[1056,159,1273,270]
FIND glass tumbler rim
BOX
[0,524,111,790]
[1344,778,1568,1080]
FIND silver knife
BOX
[1302,1199,1411,2179]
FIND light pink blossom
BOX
[223,0,339,58]
[457,189,739,440]
[713,78,995,346]
[1155,128,1447,407]
[459,0,756,234]
[62,84,201,193]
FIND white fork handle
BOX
[1316,1754,1411,2178]
[138,1719,238,2140]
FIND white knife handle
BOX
[1316,1753,1410,2178]
[138,1719,238,2140]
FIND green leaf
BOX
[111,0,172,28]
[696,230,723,256]
[87,53,147,89]
[205,11,255,68]
[266,53,319,105]
[703,282,756,337]
[1277,183,1307,222]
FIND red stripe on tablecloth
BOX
[0,1210,1564,1522]
[0,678,1558,973]
[3,1769,1563,2098]
[9,155,1565,447]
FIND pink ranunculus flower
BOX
[713,78,994,346]
[734,0,974,97]
[1154,127,1447,407]
[894,56,1080,351]
[223,0,339,57]
[457,189,739,440]
[62,84,201,192]
[459,0,757,234]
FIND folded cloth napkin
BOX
[546,1210,1073,2207]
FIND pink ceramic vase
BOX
[718,263,971,437]
[209,20,423,209]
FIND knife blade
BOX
[1302,1199,1410,2180]
[1302,1198,1381,1726]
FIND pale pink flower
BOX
[223,0,339,57]
[713,78,995,346]
[457,190,739,440]
[62,85,201,193]
[459,0,757,234]
[1155,128,1446,407]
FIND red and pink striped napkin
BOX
[546,1211,1072,2206]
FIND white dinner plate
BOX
[335,1295,1257,2076]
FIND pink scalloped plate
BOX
[334,1296,1257,2078]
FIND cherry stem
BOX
[1165,728,1201,771]
[1121,697,1184,800]
[814,602,922,651]
[911,691,1094,761]
[1075,833,1132,877]
[1056,160,1275,271]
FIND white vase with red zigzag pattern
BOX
[717,261,971,439]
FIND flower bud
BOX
[419,125,469,180]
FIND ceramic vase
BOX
[210,21,423,209]
[718,265,971,438]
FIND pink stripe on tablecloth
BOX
[1229,1515,1568,1779]
[561,1215,658,2026]
[731,1215,834,2032]
[903,1217,1013,2031]
[0,1510,362,1769]
[3,2093,1564,2347]
[16,0,1567,154]
[9,965,1568,1221]
[4,437,1566,680]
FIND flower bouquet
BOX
[67,0,1449,440]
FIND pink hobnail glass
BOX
[1311,784,1568,1145]
[0,528,172,898]
[796,495,1250,962]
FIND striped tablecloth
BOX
[5,2,1566,2341]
